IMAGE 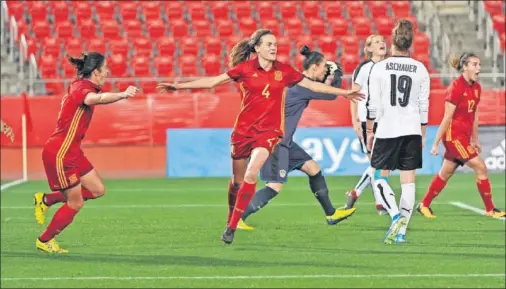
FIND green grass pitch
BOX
[1,174,505,288]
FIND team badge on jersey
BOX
[69,174,78,185]
[274,71,283,81]
[474,89,479,98]
[279,169,286,178]
[467,145,476,154]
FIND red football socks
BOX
[421,174,447,207]
[81,188,97,201]
[39,203,78,242]
[476,178,494,212]
[228,181,256,229]
[227,181,240,223]
[43,192,65,206]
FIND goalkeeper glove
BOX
[322,61,343,88]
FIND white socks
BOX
[355,166,372,197]
[399,183,415,235]
[374,178,400,219]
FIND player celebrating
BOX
[157,29,363,245]
[344,34,388,214]
[417,53,505,219]
[366,20,430,244]
[237,45,356,230]
[33,53,139,253]
[1,119,15,142]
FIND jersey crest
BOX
[274,71,283,81]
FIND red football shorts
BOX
[230,131,281,160]
[443,138,478,166]
[42,148,94,191]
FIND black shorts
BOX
[371,135,423,171]
[360,122,378,154]
[260,142,313,183]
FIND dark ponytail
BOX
[66,52,105,78]
[300,45,324,71]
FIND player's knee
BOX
[231,175,244,186]
[66,192,85,211]
[303,160,321,177]
[95,184,106,197]
[474,162,488,179]
[267,182,283,193]
[439,170,453,181]
[243,170,259,183]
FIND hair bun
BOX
[300,45,312,57]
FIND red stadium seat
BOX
[211,2,231,20]
[276,36,292,55]
[132,37,152,57]
[39,56,58,78]
[413,32,430,55]
[216,19,235,37]
[284,18,303,37]
[295,35,315,52]
[323,2,342,18]
[255,1,276,20]
[64,38,82,57]
[232,2,253,19]
[181,38,199,56]
[340,35,360,55]
[6,2,25,22]
[156,37,176,57]
[51,1,70,23]
[109,39,130,59]
[25,37,38,58]
[367,1,388,17]
[78,19,97,38]
[276,53,290,65]
[415,53,430,69]
[147,19,166,38]
[140,1,162,20]
[132,56,151,76]
[124,20,144,38]
[193,20,213,37]
[165,1,184,20]
[352,17,372,37]
[341,54,360,74]
[238,18,258,37]
[155,56,173,76]
[187,2,207,21]
[32,21,51,39]
[170,19,189,38]
[484,1,504,16]
[294,54,305,70]
[74,2,92,19]
[500,33,505,51]
[204,37,222,55]
[56,21,74,40]
[45,82,65,95]
[345,1,364,18]
[279,2,298,20]
[141,81,158,94]
[179,55,199,76]
[95,1,116,21]
[390,1,411,18]
[101,81,113,92]
[308,19,327,36]
[492,15,505,34]
[318,36,338,55]
[375,16,395,35]
[15,20,30,39]
[116,81,136,92]
[119,2,138,21]
[329,18,349,36]
[203,54,222,75]
[101,20,122,40]
[301,1,321,19]
[42,37,61,58]
[226,36,243,53]
[87,38,107,55]
[109,53,129,76]
[62,60,77,78]
[29,1,48,22]
[263,19,281,35]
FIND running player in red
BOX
[417,53,505,219]
[34,53,139,253]
[157,29,364,244]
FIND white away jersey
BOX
[366,56,430,138]
[352,60,376,122]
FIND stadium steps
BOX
[0,45,21,95]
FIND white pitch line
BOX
[450,201,505,221]
[0,179,27,191]
[1,273,504,282]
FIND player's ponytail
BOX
[300,45,324,71]
[228,29,273,68]
[449,52,478,72]
[66,52,105,79]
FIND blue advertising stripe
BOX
[166,127,443,178]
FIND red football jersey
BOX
[45,79,101,155]
[227,58,304,137]
[444,75,481,141]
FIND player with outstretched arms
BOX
[33,53,139,253]
[157,29,363,244]
[344,34,388,215]
[417,53,505,219]
[366,20,430,244]
[237,45,356,230]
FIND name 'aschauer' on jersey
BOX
[367,56,430,139]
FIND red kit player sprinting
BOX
[34,53,139,253]
[157,29,363,244]
[417,53,505,219]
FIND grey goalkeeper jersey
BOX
[282,81,337,147]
